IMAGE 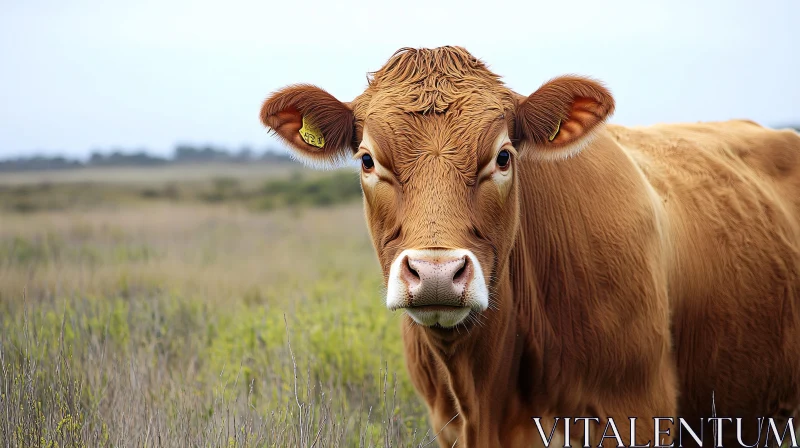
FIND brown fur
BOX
[259,46,800,447]
[516,76,615,150]
[260,84,354,167]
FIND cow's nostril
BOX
[452,256,469,284]
[404,256,420,280]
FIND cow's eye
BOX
[496,150,511,169]
[361,153,375,170]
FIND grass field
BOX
[0,165,434,447]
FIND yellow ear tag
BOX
[299,115,325,148]
[548,118,562,142]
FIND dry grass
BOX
[0,167,439,447]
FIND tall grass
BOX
[0,174,439,447]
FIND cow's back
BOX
[609,120,800,423]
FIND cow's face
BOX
[355,111,516,328]
[260,47,613,330]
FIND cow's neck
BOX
[508,131,646,412]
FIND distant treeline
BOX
[0,145,293,172]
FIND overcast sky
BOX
[1,0,798,158]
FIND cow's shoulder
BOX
[606,121,799,199]
[608,120,799,176]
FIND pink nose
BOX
[399,254,472,306]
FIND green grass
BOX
[0,167,436,447]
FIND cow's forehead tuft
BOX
[352,46,515,120]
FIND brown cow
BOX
[260,46,800,447]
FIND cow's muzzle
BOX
[386,248,489,328]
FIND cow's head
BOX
[260,47,613,330]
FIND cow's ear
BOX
[260,85,355,168]
[515,76,614,161]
